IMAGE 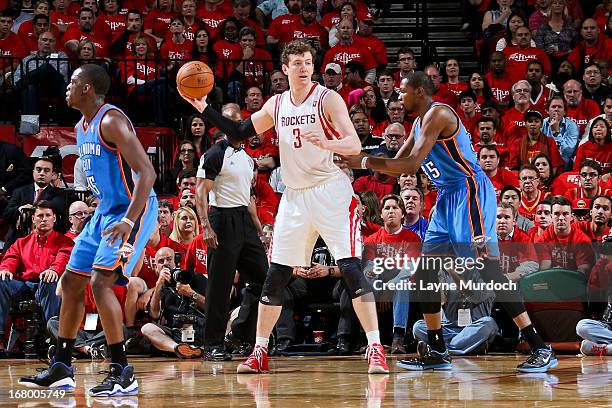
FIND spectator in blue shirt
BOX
[542,95,579,170]
[400,187,428,240]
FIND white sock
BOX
[255,337,269,348]
[365,330,381,346]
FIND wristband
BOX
[360,156,369,170]
[121,217,135,229]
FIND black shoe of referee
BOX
[204,347,232,361]
[396,341,452,371]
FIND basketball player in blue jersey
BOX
[19,64,158,395]
[346,72,558,373]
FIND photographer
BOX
[576,236,612,356]
[141,247,206,359]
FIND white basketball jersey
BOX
[273,83,342,189]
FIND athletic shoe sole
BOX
[396,361,452,371]
[18,377,76,390]
[175,344,203,359]
[89,381,139,397]
[516,358,558,373]
[368,365,390,374]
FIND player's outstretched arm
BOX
[344,106,451,174]
[300,91,361,155]
[101,110,157,245]
[178,90,275,143]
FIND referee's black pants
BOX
[203,206,269,350]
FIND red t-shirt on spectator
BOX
[119,59,163,94]
[144,10,177,39]
[550,171,581,195]
[500,106,530,144]
[573,220,611,242]
[0,32,27,61]
[530,86,552,115]
[423,190,437,220]
[440,81,468,97]
[321,41,377,73]
[499,227,538,274]
[536,225,593,270]
[63,26,110,57]
[185,234,208,275]
[50,10,77,29]
[353,174,395,201]
[432,87,458,108]
[364,226,421,260]
[519,190,550,221]
[568,37,612,73]
[573,141,612,174]
[507,133,564,171]
[356,34,387,67]
[503,46,551,84]
[254,177,280,225]
[486,167,519,197]
[566,99,601,136]
[245,143,279,183]
[160,37,193,60]
[486,73,512,107]
[100,14,126,37]
[197,9,230,39]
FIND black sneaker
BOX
[270,338,292,356]
[517,346,558,373]
[89,364,138,397]
[204,347,232,361]
[391,334,406,354]
[18,360,76,390]
[396,341,452,371]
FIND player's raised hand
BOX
[178,88,208,113]
[103,221,132,247]
[339,152,367,169]
[301,130,330,150]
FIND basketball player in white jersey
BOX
[179,40,388,374]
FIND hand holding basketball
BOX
[177,61,214,112]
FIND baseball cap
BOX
[325,63,342,74]
[572,198,590,212]
[357,9,374,22]
[524,110,543,121]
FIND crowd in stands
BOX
[0,0,612,359]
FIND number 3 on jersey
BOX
[293,128,302,148]
[424,160,441,179]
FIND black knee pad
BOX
[260,263,293,306]
[337,257,371,299]
[414,256,441,314]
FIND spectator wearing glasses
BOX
[501,80,532,144]
[564,160,611,204]
[372,123,405,158]
[517,164,550,222]
[323,63,349,105]
[65,200,89,241]
[393,46,416,88]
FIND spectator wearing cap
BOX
[321,18,376,83]
[425,65,457,107]
[473,117,510,166]
[371,123,405,158]
[501,80,532,144]
[563,79,602,136]
[574,117,612,175]
[355,9,386,70]
[518,164,551,222]
[500,185,534,233]
[564,160,611,204]
[573,195,612,242]
[535,196,593,274]
[0,201,74,354]
[508,110,564,173]
[266,1,328,53]
[496,202,539,281]
[457,90,481,138]
[486,52,513,109]
[478,145,518,197]
[542,96,579,169]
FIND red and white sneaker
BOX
[237,345,269,373]
[366,343,389,374]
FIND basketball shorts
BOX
[66,196,158,285]
[271,174,361,267]
[424,173,499,258]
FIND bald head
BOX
[155,246,175,273]
[563,79,582,108]
[383,122,405,152]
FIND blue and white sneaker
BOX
[89,364,139,397]
[517,346,558,373]
[18,360,76,390]
[397,341,452,371]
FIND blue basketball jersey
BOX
[413,102,484,189]
[76,103,155,215]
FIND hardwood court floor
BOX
[0,354,610,407]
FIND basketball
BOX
[176,61,214,100]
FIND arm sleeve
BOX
[201,105,257,143]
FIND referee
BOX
[196,134,268,361]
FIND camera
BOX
[164,252,194,287]
[19,299,38,313]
